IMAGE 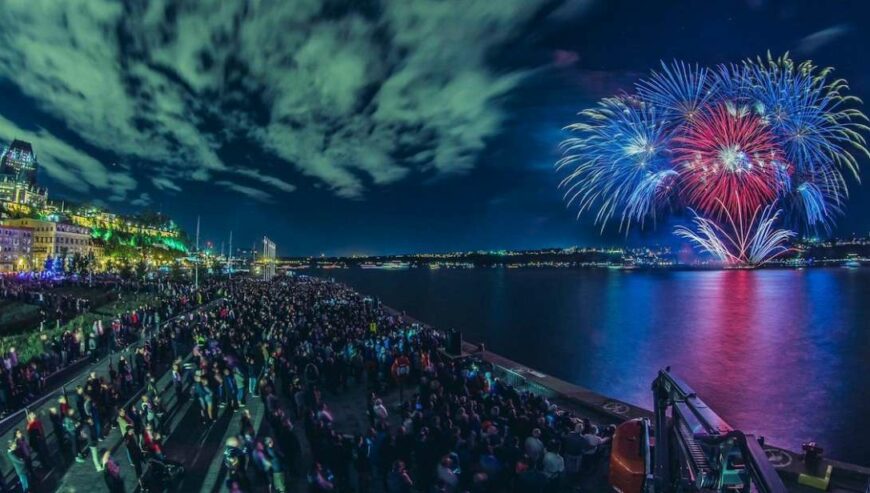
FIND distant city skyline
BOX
[1,1,869,256]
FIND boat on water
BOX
[360,261,411,270]
[317,263,345,269]
[843,254,862,268]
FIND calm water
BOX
[314,267,870,466]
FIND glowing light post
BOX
[194,215,200,289]
[262,236,276,281]
[227,230,233,279]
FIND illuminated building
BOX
[0,138,187,265]
[0,176,48,211]
[68,207,180,239]
[1,218,98,269]
[0,140,47,212]
[0,224,33,272]
[0,140,38,186]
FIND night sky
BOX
[1,0,869,255]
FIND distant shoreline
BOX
[288,261,867,272]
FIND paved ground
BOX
[286,381,392,493]
[190,397,265,493]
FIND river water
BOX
[314,267,870,466]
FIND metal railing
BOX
[493,365,557,398]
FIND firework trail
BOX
[675,202,795,266]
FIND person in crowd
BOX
[83,416,103,471]
[26,412,51,469]
[223,368,239,410]
[436,454,460,492]
[309,462,335,492]
[580,424,611,472]
[13,428,35,478]
[7,439,30,492]
[172,362,184,403]
[63,408,85,463]
[224,436,249,491]
[233,366,246,408]
[124,427,144,478]
[525,428,546,465]
[265,436,287,493]
[102,449,125,492]
[543,439,566,492]
[386,459,414,493]
[194,375,215,421]
[372,397,389,424]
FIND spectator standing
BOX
[124,427,144,478]
[7,440,30,492]
[543,440,566,492]
[525,428,545,465]
[26,412,51,469]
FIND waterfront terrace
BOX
[5,275,866,493]
[0,275,620,492]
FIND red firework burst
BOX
[673,104,790,219]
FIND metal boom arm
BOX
[652,369,787,493]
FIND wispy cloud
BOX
[216,181,273,203]
[130,192,152,207]
[151,177,182,193]
[233,169,296,193]
[795,24,851,55]
[0,0,579,200]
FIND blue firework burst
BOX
[636,60,712,125]
[742,54,870,228]
[557,97,676,231]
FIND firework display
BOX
[557,54,869,265]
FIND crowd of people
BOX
[0,279,222,491]
[189,276,614,493]
[0,278,219,416]
[0,275,101,325]
[0,274,613,493]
